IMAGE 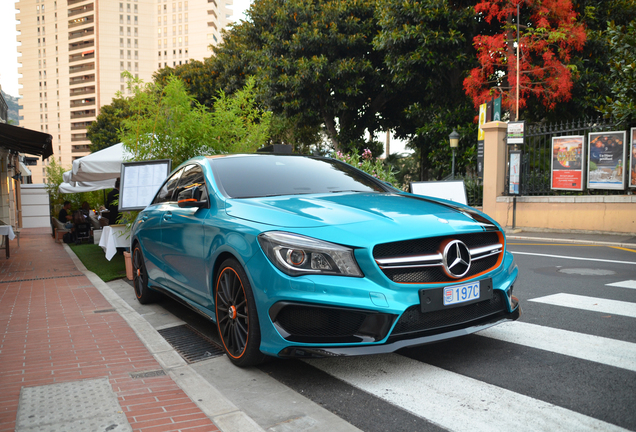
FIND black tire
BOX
[215,258,267,367]
[132,245,155,304]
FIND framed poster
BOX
[631,127,636,188]
[551,135,585,191]
[509,151,521,195]
[119,159,172,211]
[587,131,626,190]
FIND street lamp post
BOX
[449,129,459,179]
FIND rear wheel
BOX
[215,258,266,367]
[132,245,155,304]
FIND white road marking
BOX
[306,354,628,432]
[478,321,636,372]
[606,280,636,290]
[511,251,636,265]
[529,293,636,318]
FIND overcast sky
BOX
[0,0,252,98]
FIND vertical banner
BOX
[587,131,627,190]
[551,136,584,191]
[493,97,502,121]
[509,151,521,195]
[477,141,484,179]
[478,103,487,141]
[630,127,636,188]
[486,100,493,123]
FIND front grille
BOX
[276,305,367,338]
[389,290,506,340]
[373,231,502,284]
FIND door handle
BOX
[163,212,172,221]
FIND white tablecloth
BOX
[99,225,130,261]
[0,225,16,241]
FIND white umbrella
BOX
[58,178,117,194]
[66,143,133,183]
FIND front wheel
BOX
[215,258,266,367]
[132,245,155,304]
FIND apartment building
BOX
[17,0,233,183]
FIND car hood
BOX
[225,193,499,243]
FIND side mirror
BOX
[177,184,208,208]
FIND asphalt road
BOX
[110,240,636,432]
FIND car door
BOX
[160,163,211,307]
[137,167,184,287]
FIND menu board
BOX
[119,160,171,211]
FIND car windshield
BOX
[207,155,388,198]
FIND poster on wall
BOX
[587,131,626,190]
[551,135,585,191]
[509,151,521,194]
[630,128,636,188]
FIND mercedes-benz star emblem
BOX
[443,240,471,279]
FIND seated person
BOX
[72,211,91,242]
[58,201,73,229]
[80,201,92,218]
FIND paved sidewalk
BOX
[504,227,636,248]
[0,228,224,432]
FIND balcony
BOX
[69,27,94,40]
[70,98,95,108]
[69,74,95,85]
[69,15,94,28]
[69,40,94,52]
[69,86,95,96]
[70,109,96,119]
[68,4,93,18]
[71,121,92,130]
[69,50,95,63]
[69,62,95,74]
[71,144,91,152]
[68,0,91,6]
[71,133,88,142]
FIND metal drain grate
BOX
[157,324,224,363]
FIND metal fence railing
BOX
[505,117,634,196]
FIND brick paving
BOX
[0,228,219,432]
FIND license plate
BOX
[443,281,480,306]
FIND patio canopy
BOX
[0,122,53,159]
[65,143,132,183]
[58,178,117,194]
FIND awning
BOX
[0,122,53,159]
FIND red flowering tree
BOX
[463,0,586,117]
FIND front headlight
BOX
[258,231,363,277]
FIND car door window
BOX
[175,164,208,204]
[152,167,184,205]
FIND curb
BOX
[63,244,266,432]
[505,234,636,249]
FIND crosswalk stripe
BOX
[306,354,628,432]
[606,280,636,290]
[529,293,636,318]
[478,321,636,372]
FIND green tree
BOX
[374,0,480,180]
[234,0,398,152]
[600,20,636,125]
[119,72,271,167]
[86,97,132,152]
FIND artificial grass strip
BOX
[69,243,127,282]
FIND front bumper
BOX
[245,246,520,358]
[277,299,521,358]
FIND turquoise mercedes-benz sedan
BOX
[131,153,520,367]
